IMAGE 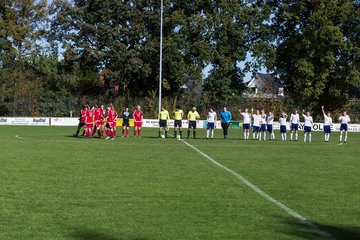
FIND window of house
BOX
[278,87,284,96]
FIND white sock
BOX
[340,134,342,142]
[244,132,246,140]
[344,133,347,142]
[272,132,275,140]
[206,130,209,138]
[247,132,249,140]
[309,133,312,142]
[259,132,262,140]
[295,132,298,140]
[253,132,256,139]
[290,132,293,140]
[304,133,307,142]
[211,130,214,138]
[264,132,266,140]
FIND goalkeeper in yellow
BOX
[158,107,170,138]
[187,107,200,139]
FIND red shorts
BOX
[107,121,116,128]
[95,120,104,127]
[134,121,142,127]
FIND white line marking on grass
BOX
[179,138,336,240]
[337,143,343,146]
[15,135,25,139]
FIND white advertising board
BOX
[273,123,360,132]
[0,117,49,126]
[50,117,79,126]
[0,117,360,132]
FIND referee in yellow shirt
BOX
[187,107,200,139]
[159,107,170,138]
[173,105,184,139]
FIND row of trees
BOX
[1,0,359,119]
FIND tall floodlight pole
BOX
[158,0,164,118]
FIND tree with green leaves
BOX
[267,0,360,111]
[198,0,274,102]
[50,0,203,99]
[49,0,273,103]
[0,0,49,116]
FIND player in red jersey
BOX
[105,104,118,140]
[93,104,105,138]
[73,105,87,137]
[85,105,94,138]
[133,105,143,137]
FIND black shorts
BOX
[188,121,197,129]
[78,121,85,127]
[159,120,167,128]
[122,120,129,127]
[174,120,182,128]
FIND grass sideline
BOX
[1,126,360,240]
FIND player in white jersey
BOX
[279,112,288,141]
[267,112,275,140]
[321,106,332,142]
[339,111,351,143]
[206,108,217,139]
[302,110,313,142]
[252,109,261,140]
[240,108,251,140]
[259,109,267,141]
[290,110,300,141]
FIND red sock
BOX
[112,130,115,138]
[126,129,129,136]
[138,129,141,136]
[134,130,136,136]
[106,129,111,136]
[122,129,124,136]
[97,130,101,137]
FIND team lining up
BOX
[73,104,143,140]
[73,104,351,142]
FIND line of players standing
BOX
[73,104,351,143]
[159,105,351,143]
[273,107,351,143]
[158,105,217,139]
[73,104,144,140]
[238,106,351,143]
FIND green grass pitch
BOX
[1,126,359,240]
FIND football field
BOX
[1,126,359,240]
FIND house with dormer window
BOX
[243,72,285,99]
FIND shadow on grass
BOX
[277,216,360,240]
[71,230,148,240]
